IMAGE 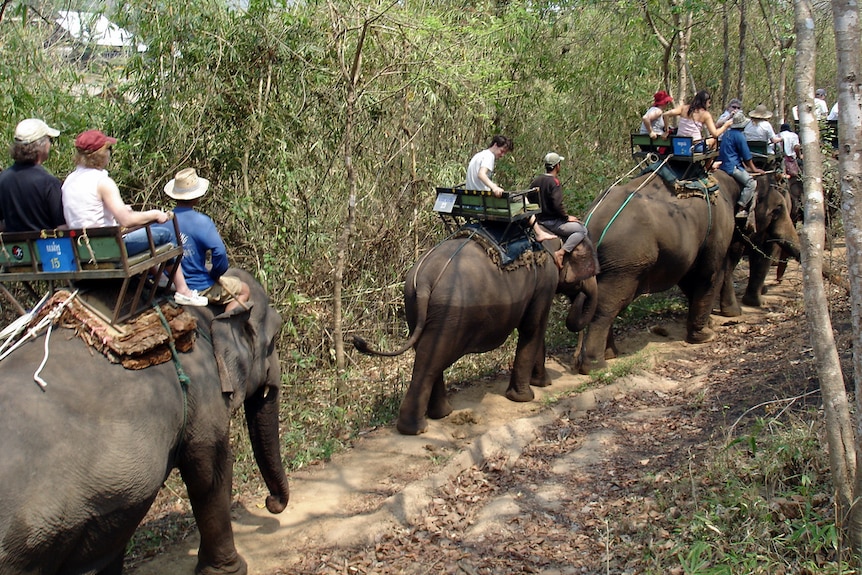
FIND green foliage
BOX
[653,412,849,574]
[0,4,845,568]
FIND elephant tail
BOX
[351,327,423,357]
[352,288,430,357]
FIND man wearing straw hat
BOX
[159,168,250,312]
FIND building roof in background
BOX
[55,10,147,52]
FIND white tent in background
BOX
[55,10,147,52]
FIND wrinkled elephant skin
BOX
[0,269,288,575]
[720,176,801,312]
[353,236,597,435]
[572,171,747,375]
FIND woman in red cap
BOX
[640,90,675,140]
[62,129,207,306]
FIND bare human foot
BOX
[553,249,565,269]
[534,223,557,243]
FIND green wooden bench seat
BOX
[746,140,781,170]
[434,188,540,223]
[630,133,718,164]
[0,219,183,324]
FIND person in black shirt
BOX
[529,152,588,269]
[0,118,65,232]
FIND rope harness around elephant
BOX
[154,304,190,451]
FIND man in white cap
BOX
[0,118,65,232]
[529,152,588,269]
[814,89,829,119]
[157,168,249,311]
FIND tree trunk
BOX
[795,0,857,557]
[831,0,862,557]
[329,3,370,379]
[738,0,747,101]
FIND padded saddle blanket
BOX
[452,222,548,270]
[35,289,197,369]
[643,160,720,200]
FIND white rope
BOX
[33,323,53,390]
[0,290,79,390]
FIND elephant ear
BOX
[563,237,600,284]
[211,270,283,412]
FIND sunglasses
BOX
[731,105,741,109]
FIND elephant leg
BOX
[96,554,123,575]
[427,373,453,420]
[506,336,539,403]
[742,251,770,307]
[397,345,453,434]
[530,339,551,388]
[579,312,616,375]
[717,243,743,317]
[508,298,552,401]
[680,274,718,344]
[178,439,248,575]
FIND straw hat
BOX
[749,104,773,120]
[164,168,210,200]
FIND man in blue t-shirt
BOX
[158,168,250,311]
[718,111,765,224]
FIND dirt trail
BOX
[128,256,824,575]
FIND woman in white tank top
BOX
[61,130,208,306]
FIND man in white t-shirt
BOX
[465,135,512,197]
[814,89,829,119]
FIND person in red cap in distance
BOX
[62,129,208,306]
[640,90,675,140]
[0,118,65,232]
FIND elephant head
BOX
[210,268,288,514]
[554,237,600,333]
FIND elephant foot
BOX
[427,401,453,421]
[604,347,617,360]
[506,386,535,403]
[196,555,247,575]
[530,373,552,388]
[578,356,607,376]
[686,327,716,344]
[396,417,428,435]
[741,293,762,307]
[716,305,742,318]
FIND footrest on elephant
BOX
[34,289,197,369]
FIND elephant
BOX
[721,174,801,311]
[0,268,288,575]
[352,228,598,435]
[571,170,798,375]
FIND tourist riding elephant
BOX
[720,174,801,311]
[0,268,288,575]
[571,170,797,375]
[353,230,598,435]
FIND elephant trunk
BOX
[774,237,801,261]
[244,356,289,514]
[565,275,598,333]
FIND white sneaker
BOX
[174,290,209,307]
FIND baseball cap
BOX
[544,152,564,167]
[14,119,60,144]
[74,130,117,152]
[816,88,827,98]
